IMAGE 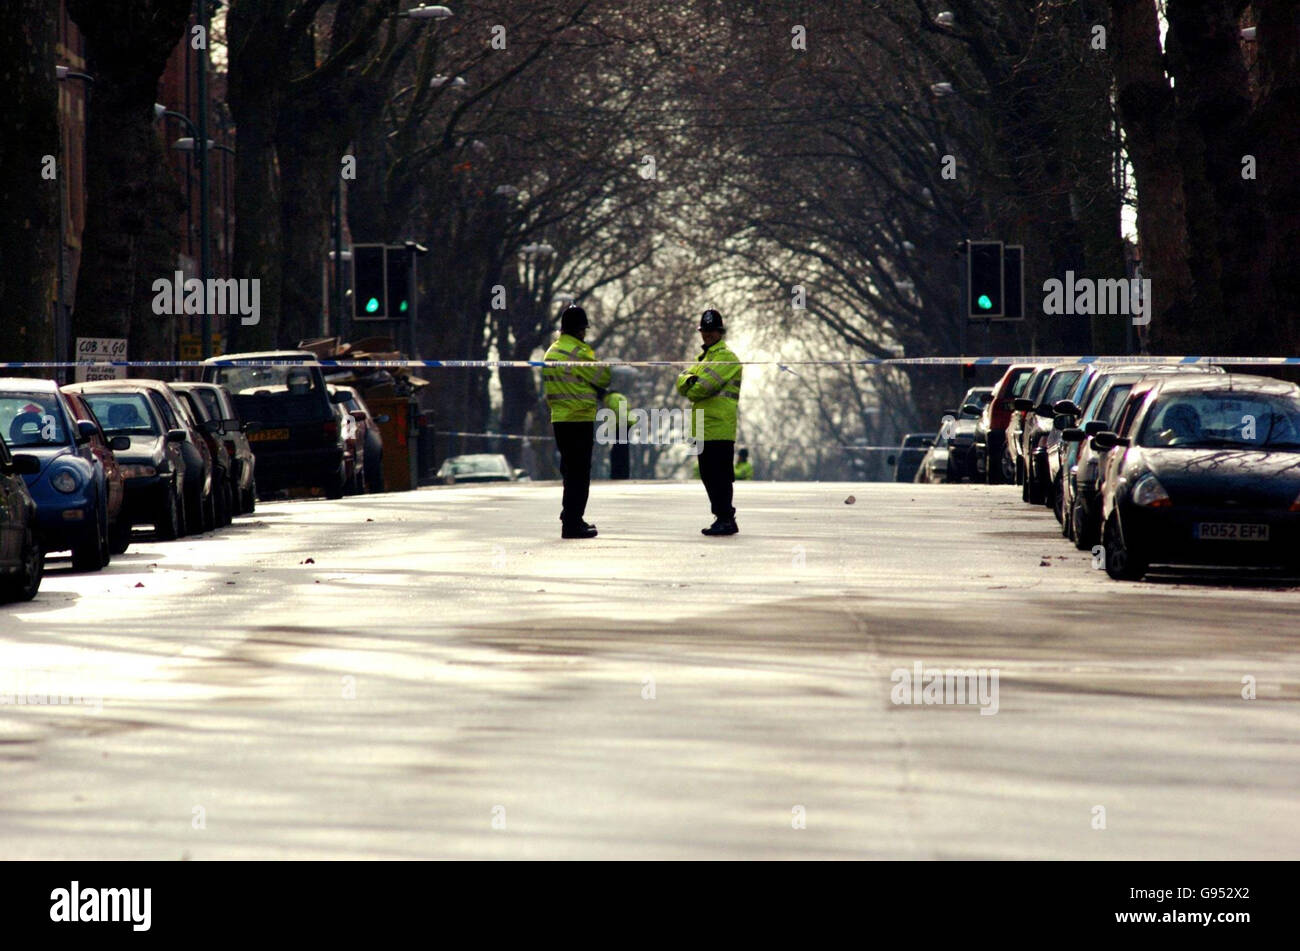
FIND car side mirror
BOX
[202,418,222,433]
[1062,428,1085,443]
[166,429,188,443]
[9,454,41,476]
[110,435,131,452]
[1053,399,1081,417]
[960,403,981,416]
[1091,431,1119,451]
[76,419,98,443]
[374,414,391,424]
[1084,420,1107,435]
[330,391,352,404]
[350,410,367,421]
[242,421,262,434]
[512,468,527,480]
[1013,398,1034,412]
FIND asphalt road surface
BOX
[2,481,1297,859]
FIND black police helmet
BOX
[560,305,588,334]
[699,309,725,332]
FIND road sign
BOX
[75,337,126,382]
[180,333,223,361]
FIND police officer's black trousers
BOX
[553,421,594,527]
[698,440,735,521]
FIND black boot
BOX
[562,521,598,539]
[701,519,738,536]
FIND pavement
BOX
[1,480,1297,859]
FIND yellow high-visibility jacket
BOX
[675,338,742,441]
[735,460,754,479]
[543,333,612,423]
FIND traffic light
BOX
[353,244,387,320]
[967,240,1003,318]
[1002,245,1023,320]
[386,246,412,316]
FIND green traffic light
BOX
[366,297,380,313]
[977,294,993,310]
[399,300,408,313]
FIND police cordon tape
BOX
[6,354,1300,370]
[443,430,915,451]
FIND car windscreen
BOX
[1041,370,1083,406]
[0,393,73,448]
[216,366,331,425]
[1008,369,1036,397]
[189,387,224,421]
[81,392,161,436]
[1088,383,1133,427]
[210,364,324,397]
[1136,390,1300,449]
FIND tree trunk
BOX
[1110,0,1199,353]
[0,0,60,365]
[66,0,191,360]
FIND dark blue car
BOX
[0,378,127,572]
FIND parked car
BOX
[62,388,130,555]
[0,438,44,603]
[1054,365,1225,541]
[203,352,350,499]
[332,385,387,493]
[915,414,980,483]
[65,382,190,540]
[1093,374,1300,580]
[327,386,364,495]
[437,454,526,484]
[1013,364,1084,504]
[130,380,215,533]
[172,381,259,515]
[0,378,126,571]
[173,385,235,526]
[1005,365,1055,494]
[978,364,1043,484]
[888,433,935,483]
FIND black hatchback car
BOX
[202,352,350,498]
[1094,374,1300,580]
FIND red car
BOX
[977,364,1044,484]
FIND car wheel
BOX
[367,457,384,493]
[1073,498,1097,551]
[242,479,257,515]
[0,529,44,603]
[71,505,108,572]
[1026,460,1045,505]
[1103,513,1148,581]
[217,476,233,527]
[156,482,182,541]
[1053,476,1065,523]
[109,515,131,555]
[202,488,216,532]
[325,465,346,500]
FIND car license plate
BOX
[249,428,289,442]
[1194,522,1269,541]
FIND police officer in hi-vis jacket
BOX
[676,309,742,535]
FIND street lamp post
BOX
[55,65,94,383]
[195,0,212,359]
